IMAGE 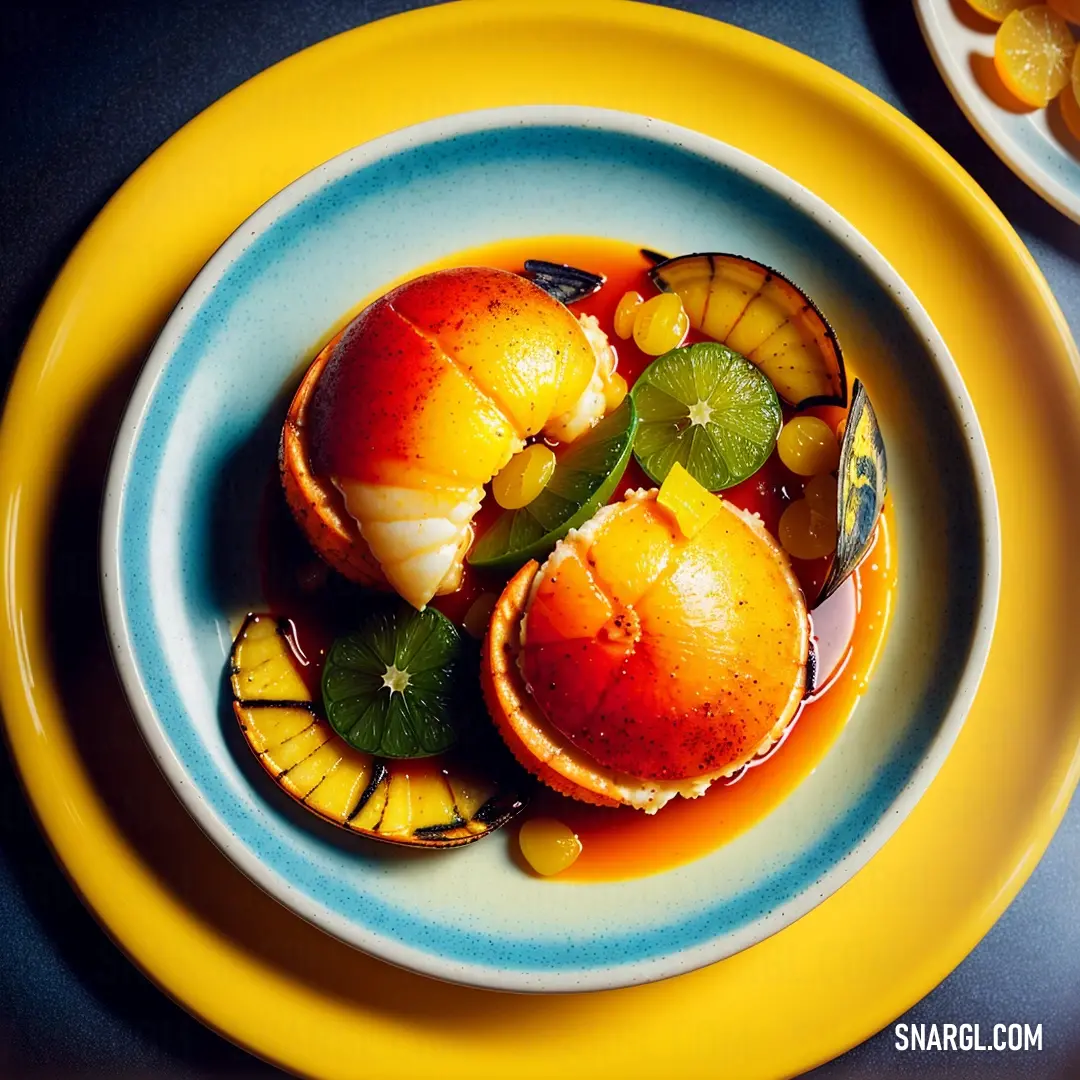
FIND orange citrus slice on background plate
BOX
[994,4,1076,107]
[967,0,1034,22]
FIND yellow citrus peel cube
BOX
[657,461,723,539]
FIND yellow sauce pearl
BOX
[604,371,629,412]
[492,443,557,510]
[633,292,689,356]
[803,472,839,516]
[518,817,582,876]
[613,291,644,339]
[462,592,497,640]
[777,416,841,476]
[779,498,839,560]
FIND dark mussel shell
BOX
[522,259,605,304]
[817,379,887,605]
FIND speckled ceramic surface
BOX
[101,106,998,991]
[916,0,1080,223]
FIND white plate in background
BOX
[916,0,1080,222]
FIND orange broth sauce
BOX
[272,236,897,882]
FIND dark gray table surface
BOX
[2,1,1079,1077]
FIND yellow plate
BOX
[2,1,1079,1076]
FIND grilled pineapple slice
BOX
[650,253,846,408]
[230,614,525,847]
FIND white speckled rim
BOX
[916,0,1080,224]
[101,106,1000,992]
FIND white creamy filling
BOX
[335,477,483,603]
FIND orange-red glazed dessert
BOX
[484,487,809,813]
[281,265,619,610]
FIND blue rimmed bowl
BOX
[101,106,999,992]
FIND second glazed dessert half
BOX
[484,487,809,813]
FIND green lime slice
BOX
[468,395,638,571]
[322,606,463,758]
[631,342,781,491]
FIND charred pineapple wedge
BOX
[230,613,526,847]
[650,253,846,409]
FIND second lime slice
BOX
[322,605,463,758]
[468,395,638,571]
[631,341,781,491]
